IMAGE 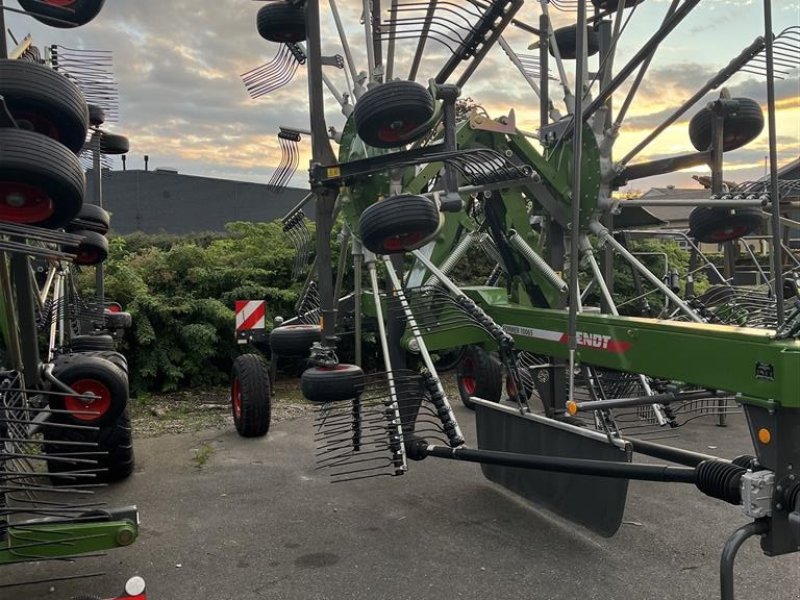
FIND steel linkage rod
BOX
[590,222,704,323]
[408,0,437,81]
[0,0,8,59]
[562,0,701,145]
[763,0,785,325]
[328,0,360,93]
[409,442,698,483]
[567,0,587,406]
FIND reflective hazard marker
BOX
[235,300,267,344]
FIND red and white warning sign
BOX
[235,300,266,332]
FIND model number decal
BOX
[503,325,632,354]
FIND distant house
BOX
[86,169,310,235]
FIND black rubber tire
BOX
[231,354,272,437]
[359,194,441,254]
[104,311,132,330]
[70,334,116,352]
[65,203,110,235]
[63,230,109,265]
[353,80,435,148]
[100,131,130,155]
[550,25,600,59]
[17,0,106,28]
[70,349,128,375]
[257,1,306,43]
[456,346,502,410]
[88,103,106,127]
[591,0,644,12]
[0,128,85,228]
[0,59,89,152]
[44,408,134,485]
[301,364,364,404]
[49,355,128,427]
[689,98,764,152]
[269,324,321,357]
[688,205,762,243]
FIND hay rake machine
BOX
[245,0,800,597]
[0,0,139,594]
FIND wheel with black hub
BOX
[257,1,306,43]
[88,103,106,127]
[66,203,110,235]
[71,349,128,375]
[688,97,764,152]
[0,128,85,228]
[269,324,321,356]
[359,194,441,254]
[18,0,106,28]
[99,131,130,155]
[62,230,109,265]
[44,408,134,485]
[301,364,364,404]
[591,0,644,12]
[688,205,762,243]
[104,310,132,330]
[456,346,502,410]
[550,25,600,59]
[70,334,116,352]
[48,355,128,427]
[353,80,435,148]
[231,353,272,438]
[0,59,89,153]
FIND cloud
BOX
[5,0,797,191]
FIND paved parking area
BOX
[5,405,799,600]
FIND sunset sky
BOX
[7,0,799,192]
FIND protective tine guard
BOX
[472,398,630,537]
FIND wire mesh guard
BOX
[0,372,114,586]
[314,369,465,483]
[379,0,523,85]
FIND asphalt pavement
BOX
[4,403,799,600]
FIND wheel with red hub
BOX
[66,203,110,235]
[43,407,135,485]
[505,369,534,402]
[301,364,364,404]
[231,353,272,437]
[269,323,321,357]
[49,355,128,427]
[359,194,441,254]
[62,230,109,265]
[257,1,306,43]
[17,0,106,28]
[353,80,435,148]
[688,205,763,243]
[688,97,764,152]
[456,346,502,410]
[0,128,85,228]
[0,60,89,153]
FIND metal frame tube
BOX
[567,1,587,403]
[590,222,704,323]
[763,0,785,324]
